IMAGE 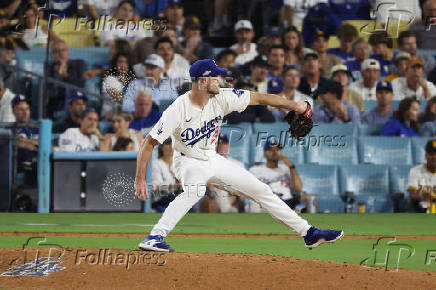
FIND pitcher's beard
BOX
[207,87,220,95]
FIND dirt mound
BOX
[1,248,435,289]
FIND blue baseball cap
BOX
[376,81,393,92]
[68,91,88,105]
[264,138,282,151]
[167,0,181,8]
[189,59,228,79]
[81,107,97,118]
[11,94,29,108]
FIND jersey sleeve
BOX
[58,129,76,152]
[149,103,180,144]
[217,88,251,115]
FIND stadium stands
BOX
[358,136,413,165]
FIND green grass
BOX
[1,213,435,272]
[0,213,435,236]
[0,235,435,271]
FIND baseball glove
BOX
[285,101,313,140]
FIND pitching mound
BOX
[1,248,435,289]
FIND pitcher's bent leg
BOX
[150,162,209,237]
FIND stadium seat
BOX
[252,122,290,143]
[358,136,412,165]
[339,164,392,213]
[220,124,251,166]
[389,165,413,212]
[250,135,305,165]
[52,18,95,47]
[411,137,432,165]
[305,123,358,165]
[391,100,400,111]
[295,164,343,213]
[357,124,384,136]
[419,99,427,112]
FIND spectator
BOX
[411,0,436,49]
[248,56,269,93]
[271,66,313,121]
[124,54,178,112]
[0,47,18,92]
[385,52,411,83]
[419,96,436,123]
[298,48,330,99]
[129,87,162,136]
[81,0,119,20]
[53,92,87,134]
[301,3,340,46]
[155,37,191,88]
[368,32,396,77]
[398,30,435,76]
[230,20,258,66]
[58,108,103,152]
[113,137,135,151]
[180,16,213,63]
[313,80,360,124]
[151,138,182,212]
[224,80,274,124]
[267,45,286,89]
[161,25,185,55]
[47,0,77,17]
[207,0,231,35]
[327,23,358,62]
[99,0,152,47]
[407,139,436,213]
[381,97,420,137]
[17,6,49,48]
[328,0,370,21]
[264,26,283,47]
[248,140,318,213]
[163,0,185,38]
[220,67,242,89]
[216,49,237,69]
[349,58,380,100]
[47,40,87,118]
[100,111,142,151]
[133,0,166,18]
[345,38,370,81]
[310,30,342,77]
[205,134,243,213]
[361,81,394,124]
[101,53,135,120]
[0,78,15,122]
[330,64,364,112]
[282,26,304,67]
[83,39,131,80]
[392,57,436,100]
[283,0,328,28]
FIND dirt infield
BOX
[1,248,436,289]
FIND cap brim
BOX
[211,68,228,76]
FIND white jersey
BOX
[58,128,99,152]
[407,164,436,190]
[249,163,293,201]
[149,88,251,160]
[392,77,436,100]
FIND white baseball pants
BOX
[150,152,311,237]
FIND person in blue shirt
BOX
[313,80,360,124]
[134,0,167,18]
[345,38,370,81]
[327,23,358,62]
[381,97,420,137]
[368,32,397,77]
[302,3,341,46]
[129,87,162,137]
[361,81,394,125]
[123,54,178,112]
[328,0,370,21]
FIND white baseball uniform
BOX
[148,88,311,237]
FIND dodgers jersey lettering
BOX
[149,88,251,160]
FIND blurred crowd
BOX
[1,0,436,212]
